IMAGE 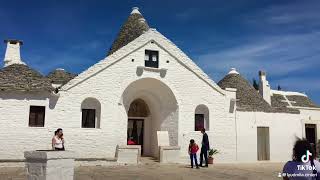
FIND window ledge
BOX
[80,128,102,130]
[28,127,46,129]
[137,66,167,78]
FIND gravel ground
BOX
[0,158,284,180]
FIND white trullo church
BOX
[0,7,319,162]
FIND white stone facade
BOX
[0,29,236,162]
[0,25,320,164]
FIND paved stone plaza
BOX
[0,158,284,180]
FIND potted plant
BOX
[208,148,219,164]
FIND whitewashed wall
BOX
[0,30,237,161]
[2,29,318,163]
[300,109,320,142]
[0,92,55,159]
[236,111,303,162]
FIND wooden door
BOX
[257,127,270,161]
[305,124,316,145]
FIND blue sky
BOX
[0,0,319,104]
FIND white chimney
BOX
[3,39,25,67]
[259,70,271,104]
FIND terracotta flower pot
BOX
[208,157,214,164]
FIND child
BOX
[189,139,199,169]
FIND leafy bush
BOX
[209,149,219,157]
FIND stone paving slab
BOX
[0,162,284,180]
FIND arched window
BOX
[195,105,209,131]
[81,98,101,128]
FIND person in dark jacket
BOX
[200,128,210,167]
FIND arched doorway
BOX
[122,78,179,157]
[127,99,150,154]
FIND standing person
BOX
[200,128,210,167]
[189,139,199,169]
[60,133,65,150]
[282,139,320,180]
[52,128,64,151]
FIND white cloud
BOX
[244,1,319,24]
[196,31,320,80]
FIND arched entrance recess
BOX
[122,78,179,157]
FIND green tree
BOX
[253,78,259,91]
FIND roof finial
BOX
[131,7,141,15]
[228,68,239,75]
[56,68,65,71]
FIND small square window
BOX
[29,106,45,127]
[82,109,96,128]
[145,50,159,68]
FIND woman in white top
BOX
[52,128,65,151]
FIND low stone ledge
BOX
[159,146,181,163]
[24,150,75,180]
[116,145,141,165]
[117,145,142,149]
[160,146,181,150]
[25,150,75,160]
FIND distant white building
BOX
[0,7,319,162]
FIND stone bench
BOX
[24,150,75,180]
[116,145,141,164]
[159,146,181,163]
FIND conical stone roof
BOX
[218,72,273,112]
[47,68,77,85]
[218,71,299,113]
[107,7,149,55]
[0,64,54,92]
